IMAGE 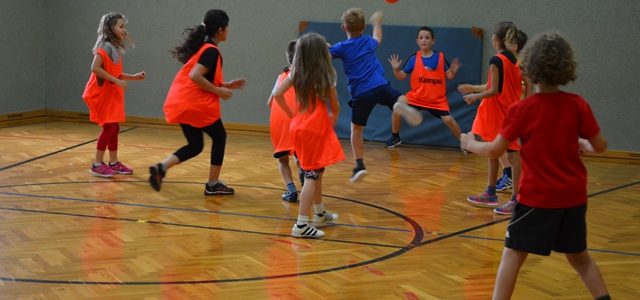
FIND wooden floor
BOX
[0,121,638,299]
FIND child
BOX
[82,12,145,177]
[458,28,529,215]
[460,32,610,300]
[273,33,346,238]
[458,22,522,211]
[267,39,301,202]
[386,26,462,148]
[329,8,421,182]
[148,9,246,195]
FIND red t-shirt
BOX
[501,91,600,208]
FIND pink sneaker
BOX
[467,192,498,207]
[90,163,115,178]
[493,199,517,215]
[109,161,133,175]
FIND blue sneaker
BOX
[496,174,513,192]
[385,135,402,148]
[281,190,298,202]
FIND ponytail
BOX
[171,25,207,64]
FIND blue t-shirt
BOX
[330,35,388,98]
[402,51,449,74]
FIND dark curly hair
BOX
[521,33,577,86]
[171,9,229,64]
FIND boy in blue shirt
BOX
[330,8,421,182]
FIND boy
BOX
[329,8,421,182]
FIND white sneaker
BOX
[312,211,339,228]
[291,223,325,238]
[393,102,423,126]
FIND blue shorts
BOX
[349,83,402,126]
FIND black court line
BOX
[417,180,640,247]
[0,206,403,249]
[458,235,640,257]
[0,126,138,172]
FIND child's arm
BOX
[273,77,295,118]
[585,133,608,153]
[457,83,486,95]
[327,87,340,125]
[91,54,128,89]
[460,133,509,158]
[370,10,383,44]
[223,78,247,90]
[446,58,461,80]
[189,63,233,100]
[388,54,408,80]
[463,64,499,104]
[123,71,146,81]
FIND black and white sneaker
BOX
[350,167,368,183]
[291,223,324,238]
[312,211,339,228]
[204,181,235,195]
[148,163,165,191]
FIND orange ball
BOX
[385,0,399,3]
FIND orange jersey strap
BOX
[406,52,449,111]
[163,44,224,128]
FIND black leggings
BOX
[174,120,226,165]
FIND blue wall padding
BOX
[301,22,483,148]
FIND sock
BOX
[503,167,512,178]
[313,203,326,215]
[595,296,611,300]
[207,180,219,187]
[392,132,400,138]
[356,159,365,170]
[93,162,103,167]
[296,215,310,226]
[159,163,167,172]
[286,182,297,193]
[109,161,118,166]
[486,186,496,196]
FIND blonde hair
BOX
[92,12,133,54]
[290,33,336,113]
[341,8,365,34]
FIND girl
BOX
[148,9,246,195]
[386,26,462,148]
[273,33,346,238]
[458,22,522,209]
[83,12,145,177]
[267,39,302,202]
[460,32,610,300]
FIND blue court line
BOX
[458,235,640,257]
[0,126,138,172]
[0,205,403,249]
[0,188,411,233]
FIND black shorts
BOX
[350,83,402,126]
[273,150,291,159]
[409,105,450,119]
[505,202,587,256]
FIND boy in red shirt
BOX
[461,33,610,300]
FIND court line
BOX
[0,126,138,172]
[0,205,403,249]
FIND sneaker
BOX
[91,163,115,178]
[467,192,499,207]
[350,167,368,183]
[385,135,402,148]
[281,190,298,202]
[393,102,423,126]
[148,163,165,191]
[291,223,324,238]
[204,181,235,195]
[109,161,133,175]
[493,199,517,215]
[496,174,513,192]
[312,211,338,228]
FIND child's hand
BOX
[450,58,462,73]
[457,83,473,95]
[460,132,474,152]
[227,78,247,90]
[133,71,146,80]
[578,138,595,154]
[463,93,479,104]
[216,87,233,100]
[116,79,128,89]
[388,54,402,70]
[369,10,383,24]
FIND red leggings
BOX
[96,123,119,151]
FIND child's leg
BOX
[95,123,118,163]
[441,115,462,139]
[565,251,610,299]
[292,170,324,238]
[499,153,511,171]
[351,123,365,163]
[507,151,520,197]
[278,155,294,186]
[493,247,528,300]
[107,123,120,163]
[488,158,500,188]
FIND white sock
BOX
[313,204,326,215]
[296,215,310,226]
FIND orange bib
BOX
[269,71,298,154]
[406,52,449,111]
[164,44,223,128]
[82,48,125,126]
